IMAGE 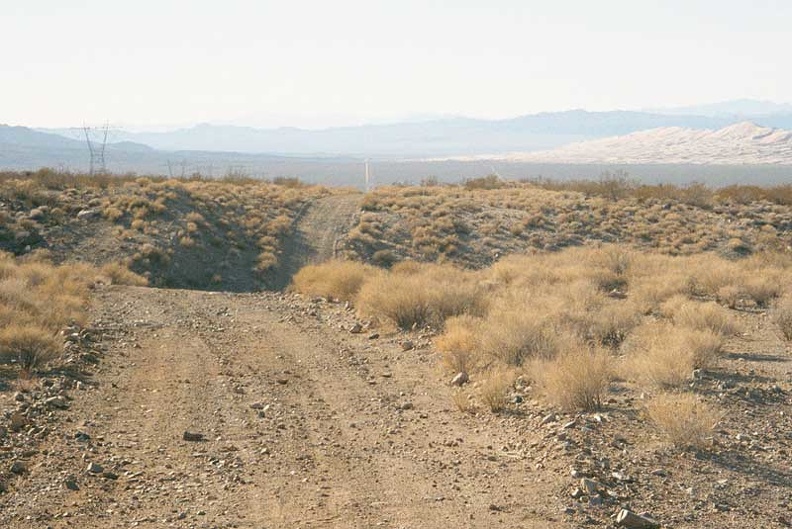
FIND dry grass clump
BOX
[771,295,792,340]
[646,392,721,449]
[478,305,562,365]
[477,368,514,413]
[291,260,378,301]
[100,262,149,286]
[0,324,61,372]
[660,296,741,336]
[356,264,484,330]
[0,253,100,372]
[622,323,723,388]
[450,389,475,413]
[435,315,482,374]
[538,344,612,411]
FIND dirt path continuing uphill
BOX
[270,194,361,290]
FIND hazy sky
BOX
[3,0,791,129]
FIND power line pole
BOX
[364,159,371,191]
[83,122,109,175]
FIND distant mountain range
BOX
[3,99,792,185]
[36,99,792,158]
[491,122,792,165]
[645,99,792,118]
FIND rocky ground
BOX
[0,285,789,529]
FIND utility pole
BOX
[83,122,109,175]
[364,159,371,191]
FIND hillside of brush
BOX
[340,175,792,269]
[0,170,349,290]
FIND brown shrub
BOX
[291,260,378,301]
[356,264,484,330]
[478,307,562,365]
[646,392,720,449]
[622,323,723,388]
[772,295,792,340]
[0,324,61,371]
[100,262,149,286]
[661,296,741,336]
[478,369,513,413]
[539,344,612,411]
[435,315,482,374]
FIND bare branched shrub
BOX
[646,392,721,449]
[291,260,378,301]
[539,344,612,411]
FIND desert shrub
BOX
[588,245,632,292]
[356,264,484,329]
[539,344,612,411]
[464,174,504,190]
[685,256,740,298]
[435,315,482,373]
[736,274,783,308]
[622,323,723,388]
[100,262,149,286]
[661,296,741,336]
[588,301,641,348]
[478,306,561,365]
[646,392,720,449]
[0,324,61,371]
[478,369,513,412]
[292,260,377,301]
[772,295,792,340]
[450,390,474,413]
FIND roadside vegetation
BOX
[343,175,792,269]
[0,169,338,290]
[295,240,792,449]
[0,251,145,376]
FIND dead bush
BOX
[100,262,149,286]
[478,369,513,413]
[660,296,741,336]
[478,308,561,365]
[622,323,723,388]
[0,324,61,371]
[646,392,720,449]
[539,344,612,411]
[291,260,377,301]
[772,295,792,340]
[435,315,482,373]
[356,264,484,330]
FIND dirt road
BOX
[0,286,562,528]
[270,194,361,290]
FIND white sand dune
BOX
[496,122,792,164]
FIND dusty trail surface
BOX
[270,194,360,289]
[0,286,559,528]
